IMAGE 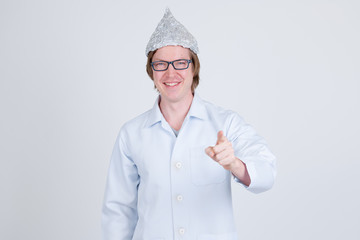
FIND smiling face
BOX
[151,46,194,104]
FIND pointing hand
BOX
[205,131,237,171]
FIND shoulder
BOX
[114,108,153,154]
[119,109,152,134]
[199,97,251,141]
[201,98,245,124]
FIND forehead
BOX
[152,46,191,60]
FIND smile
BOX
[164,82,180,87]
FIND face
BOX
[152,46,194,104]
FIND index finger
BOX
[216,130,227,145]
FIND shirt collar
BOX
[146,95,162,127]
[187,93,208,120]
[145,92,208,128]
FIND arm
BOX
[205,131,251,186]
[101,131,139,240]
[206,114,276,194]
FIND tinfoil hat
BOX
[145,8,199,56]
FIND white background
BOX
[1,0,359,239]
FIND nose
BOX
[165,63,176,75]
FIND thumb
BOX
[216,130,227,144]
[205,146,215,158]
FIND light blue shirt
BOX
[101,94,276,240]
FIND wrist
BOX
[231,158,251,186]
[230,157,244,173]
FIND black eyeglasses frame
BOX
[151,59,192,71]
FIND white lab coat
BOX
[102,94,276,240]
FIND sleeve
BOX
[101,129,140,240]
[227,113,277,194]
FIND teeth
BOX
[165,82,178,86]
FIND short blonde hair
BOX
[146,49,200,93]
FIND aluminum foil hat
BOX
[145,8,199,56]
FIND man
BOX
[102,8,276,240]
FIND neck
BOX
[159,93,194,131]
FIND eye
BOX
[154,62,166,67]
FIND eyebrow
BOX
[152,58,189,62]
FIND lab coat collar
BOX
[146,95,162,127]
[187,93,209,120]
[145,92,208,127]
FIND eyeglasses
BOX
[151,59,192,71]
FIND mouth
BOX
[164,82,181,87]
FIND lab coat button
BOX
[177,195,183,201]
[175,162,182,169]
[179,228,185,235]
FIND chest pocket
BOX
[190,146,227,186]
